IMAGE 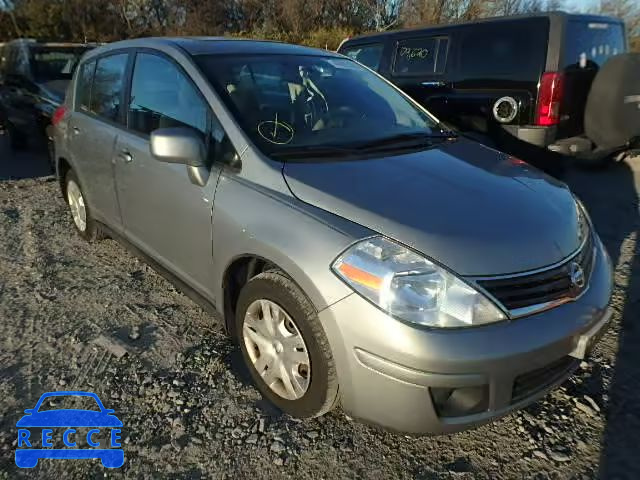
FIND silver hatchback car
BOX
[51,38,613,434]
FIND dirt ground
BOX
[0,135,639,479]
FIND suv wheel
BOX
[235,271,339,418]
[65,170,102,241]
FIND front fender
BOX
[211,173,371,313]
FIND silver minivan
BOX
[51,38,613,434]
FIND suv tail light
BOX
[51,105,68,127]
[535,72,564,126]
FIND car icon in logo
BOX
[15,391,124,468]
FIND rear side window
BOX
[127,53,209,136]
[393,37,448,75]
[90,53,128,123]
[457,19,549,81]
[5,45,30,77]
[76,61,95,112]
[341,43,384,71]
[564,20,625,69]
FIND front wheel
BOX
[235,271,339,418]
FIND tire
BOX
[65,170,102,241]
[235,271,339,418]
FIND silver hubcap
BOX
[243,299,311,400]
[67,180,87,232]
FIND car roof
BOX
[342,11,624,44]
[89,37,342,58]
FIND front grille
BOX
[511,356,578,404]
[476,233,594,313]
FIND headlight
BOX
[332,237,506,328]
[574,196,591,245]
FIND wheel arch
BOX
[221,254,322,337]
[57,156,72,198]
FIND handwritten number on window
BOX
[399,47,430,61]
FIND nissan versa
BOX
[50,38,613,434]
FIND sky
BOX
[565,0,601,13]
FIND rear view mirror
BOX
[150,127,206,167]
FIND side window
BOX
[341,43,384,71]
[128,53,208,136]
[90,53,128,123]
[393,37,447,76]
[12,45,30,77]
[76,60,95,112]
[564,21,625,69]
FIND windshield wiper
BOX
[351,132,451,152]
[270,145,358,160]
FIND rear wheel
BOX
[235,271,339,418]
[65,170,102,241]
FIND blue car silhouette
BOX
[15,391,124,468]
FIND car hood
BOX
[16,410,123,427]
[282,138,581,276]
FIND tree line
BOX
[0,0,638,51]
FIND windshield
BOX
[30,47,89,81]
[196,54,442,157]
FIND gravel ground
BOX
[0,135,639,479]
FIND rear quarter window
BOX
[76,61,96,112]
[457,18,549,81]
[564,20,625,69]
[340,43,384,71]
[393,37,449,76]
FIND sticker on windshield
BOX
[258,114,294,145]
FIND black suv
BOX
[338,12,630,163]
[0,39,95,155]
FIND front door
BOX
[114,52,227,298]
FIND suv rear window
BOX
[341,43,384,71]
[30,47,87,81]
[393,37,448,75]
[564,20,625,69]
[457,18,549,81]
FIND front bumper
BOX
[319,235,613,434]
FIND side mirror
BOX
[150,127,206,167]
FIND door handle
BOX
[72,126,81,135]
[421,81,446,88]
[118,150,133,163]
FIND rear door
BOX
[559,18,626,138]
[447,18,549,135]
[68,52,129,228]
[388,34,451,120]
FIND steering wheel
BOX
[319,106,365,129]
